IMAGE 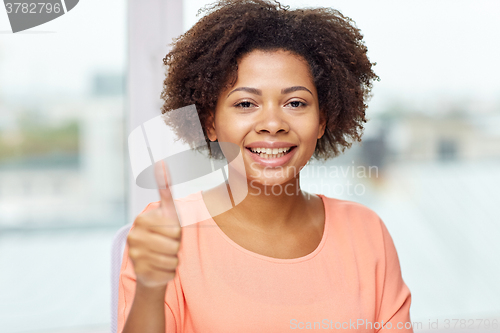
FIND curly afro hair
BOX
[160,0,379,161]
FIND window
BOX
[0,0,127,331]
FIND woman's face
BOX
[207,49,326,187]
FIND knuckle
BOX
[155,257,167,268]
[127,229,145,247]
[128,247,141,260]
[169,224,182,238]
[126,232,137,245]
[163,238,180,254]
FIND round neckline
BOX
[196,190,329,263]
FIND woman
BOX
[118,0,413,332]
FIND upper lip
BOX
[245,141,297,149]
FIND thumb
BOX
[154,160,180,224]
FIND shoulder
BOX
[318,197,413,327]
[319,194,388,252]
[319,194,382,227]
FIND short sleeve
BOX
[116,202,181,333]
[376,219,413,332]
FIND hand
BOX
[127,160,182,288]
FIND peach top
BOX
[117,191,413,332]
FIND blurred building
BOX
[374,109,500,164]
[0,73,126,229]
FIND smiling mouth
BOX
[246,146,296,159]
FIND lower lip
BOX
[245,147,297,168]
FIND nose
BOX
[254,104,290,135]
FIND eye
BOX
[286,100,307,108]
[234,100,257,109]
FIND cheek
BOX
[295,120,321,161]
[294,117,321,141]
[215,113,250,141]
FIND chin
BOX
[248,175,297,187]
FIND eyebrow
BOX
[226,86,313,98]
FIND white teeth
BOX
[249,147,291,153]
[249,146,293,159]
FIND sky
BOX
[1,0,499,113]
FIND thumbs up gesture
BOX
[126,160,182,288]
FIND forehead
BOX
[221,49,316,95]
[238,49,312,78]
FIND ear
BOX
[317,110,327,139]
[206,111,217,141]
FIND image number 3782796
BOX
[3,0,79,33]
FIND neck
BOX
[223,170,314,232]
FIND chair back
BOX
[110,223,133,333]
